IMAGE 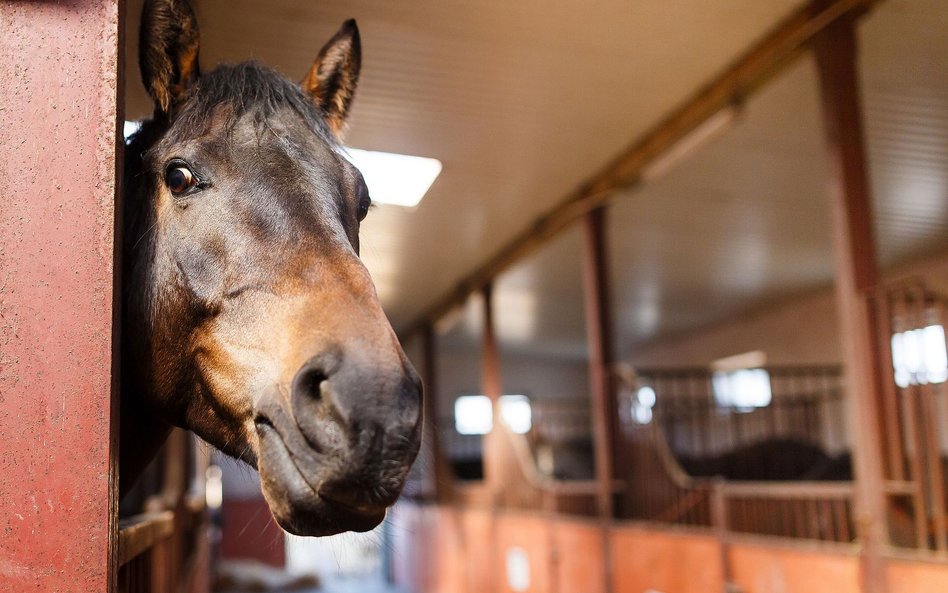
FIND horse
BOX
[121,0,423,537]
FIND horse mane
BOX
[131,61,340,148]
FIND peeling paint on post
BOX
[0,0,123,591]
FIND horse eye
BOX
[357,196,371,222]
[165,165,196,195]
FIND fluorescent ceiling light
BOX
[343,148,442,208]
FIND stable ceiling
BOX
[604,0,948,357]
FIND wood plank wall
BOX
[392,503,948,593]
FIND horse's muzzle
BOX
[253,348,423,536]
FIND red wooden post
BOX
[0,1,123,591]
[480,284,507,502]
[582,207,618,519]
[814,8,888,593]
[480,284,531,509]
[581,207,618,593]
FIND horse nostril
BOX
[291,357,338,451]
[292,365,328,402]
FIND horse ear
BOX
[139,0,201,114]
[302,20,362,138]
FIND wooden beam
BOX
[814,9,889,593]
[117,512,175,567]
[401,0,883,339]
[582,207,618,593]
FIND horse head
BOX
[122,0,422,536]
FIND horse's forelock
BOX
[158,61,340,148]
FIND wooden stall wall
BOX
[552,521,606,593]
[394,504,948,593]
[728,545,861,593]
[395,506,728,593]
[219,500,285,567]
[431,507,467,593]
[886,561,948,593]
[460,507,496,593]
[215,452,285,568]
[611,526,724,593]
[494,514,553,593]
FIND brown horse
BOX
[121,0,422,536]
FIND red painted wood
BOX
[581,208,618,593]
[220,500,286,567]
[611,526,724,593]
[814,10,888,592]
[887,560,948,593]
[494,513,552,593]
[462,508,497,593]
[582,208,618,520]
[431,506,466,593]
[553,520,606,593]
[729,545,860,593]
[0,1,123,590]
